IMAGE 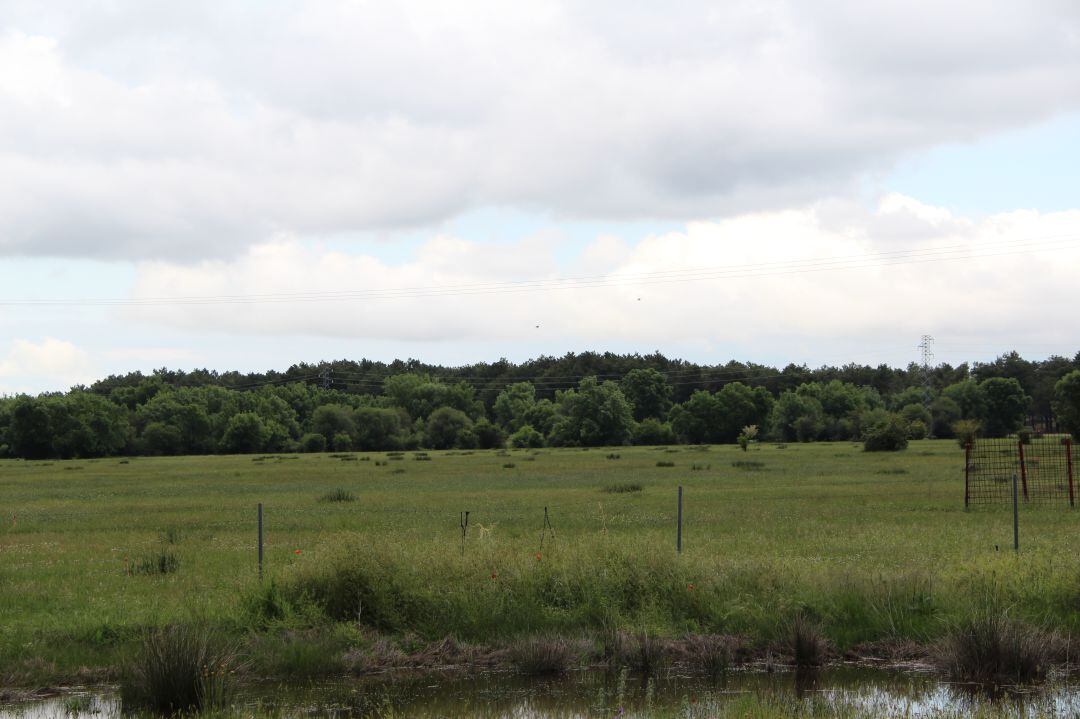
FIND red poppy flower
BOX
[490,572,497,580]
[535,552,542,561]
[294,549,302,555]
[687,583,694,591]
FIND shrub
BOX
[509,424,545,449]
[120,624,239,715]
[331,432,353,452]
[952,419,980,449]
[655,460,675,467]
[731,460,764,470]
[299,433,327,453]
[632,418,677,446]
[863,413,909,452]
[906,419,928,440]
[472,418,505,449]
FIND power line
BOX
[2,233,1077,308]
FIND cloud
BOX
[0,337,96,393]
[124,196,1080,362]
[0,2,1078,259]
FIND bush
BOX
[425,407,473,450]
[509,424,545,449]
[632,418,677,446]
[863,413,909,452]
[906,419,928,440]
[299,433,327,453]
[331,432,353,452]
[952,419,980,449]
[472,418,505,449]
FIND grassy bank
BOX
[2,441,1079,685]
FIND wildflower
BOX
[294,549,302,555]
[535,552,542,561]
[687,583,694,591]
[490,572,497,580]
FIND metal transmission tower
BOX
[319,366,332,390]
[918,334,935,405]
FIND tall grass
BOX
[120,624,239,715]
[936,613,1058,683]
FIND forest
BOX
[2,350,1079,460]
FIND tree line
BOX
[1,350,1079,459]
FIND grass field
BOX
[2,440,1079,685]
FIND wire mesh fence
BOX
[964,436,1075,507]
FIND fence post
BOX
[1066,438,1075,509]
[964,442,971,508]
[1012,472,1019,552]
[258,503,264,581]
[676,485,683,554]
[1018,439,1029,501]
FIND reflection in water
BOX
[3,668,1080,718]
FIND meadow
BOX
[2,440,1079,686]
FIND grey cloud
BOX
[0,0,1078,260]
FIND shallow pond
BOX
[4,667,1080,718]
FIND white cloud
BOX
[0,337,96,393]
[125,196,1080,361]
[0,2,1077,259]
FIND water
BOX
[4,668,1079,718]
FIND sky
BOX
[1,0,1079,394]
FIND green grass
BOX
[2,440,1080,684]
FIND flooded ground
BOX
[3,667,1079,718]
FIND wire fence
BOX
[964,437,1075,506]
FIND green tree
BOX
[1053,370,1080,438]
[548,377,634,446]
[929,396,961,438]
[220,412,269,453]
[311,404,355,441]
[669,390,722,444]
[619,368,672,421]
[492,382,536,431]
[9,396,53,459]
[425,407,474,450]
[769,391,825,442]
[142,422,185,456]
[979,377,1029,437]
[942,380,987,421]
[353,406,406,451]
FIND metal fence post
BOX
[1012,472,1019,552]
[258,502,264,580]
[676,485,683,554]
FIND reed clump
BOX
[120,624,239,715]
[507,636,581,675]
[936,613,1058,684]
[785,612,828,668]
